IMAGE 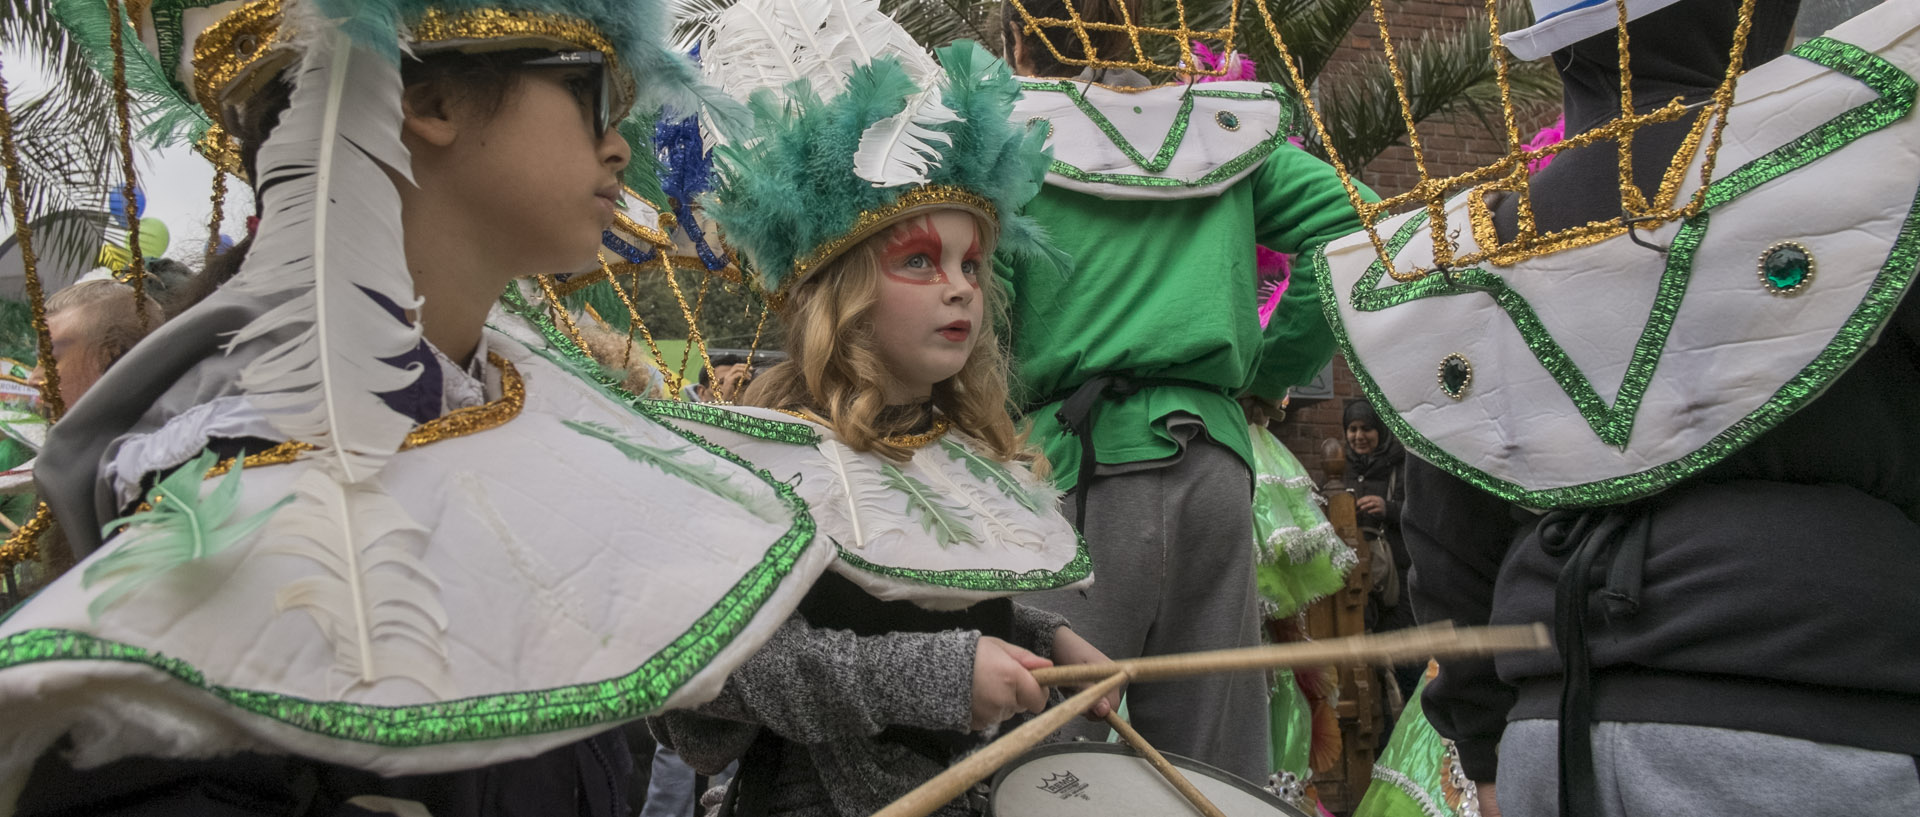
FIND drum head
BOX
[987,742,1313,817]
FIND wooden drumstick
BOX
[1103,711,1227,817]
[1028,623,1549,687]
[871,671,1130,817]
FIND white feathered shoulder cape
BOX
[1313,1,1920,508]
[0,328,831,790]
[643,403,1091,611]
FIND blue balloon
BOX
[107,187,147,227]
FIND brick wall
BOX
[1271,0,1561,475]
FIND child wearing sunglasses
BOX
[0,0,829,813]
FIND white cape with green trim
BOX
[647,404,1090,611]
[1013,79,1291,200]
[0,332,832,789]
[1315,2,1920,508]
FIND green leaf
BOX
[879,463,977,549]
[82,451,294,620]
[565,419,789,524]
[938,437,1040,513]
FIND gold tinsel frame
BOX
[1017,0,1758,281]
[1005,0,1243,77]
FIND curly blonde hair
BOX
[742,210,1023,462]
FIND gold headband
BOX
[192,1,626,150]
[769,185,1000,309]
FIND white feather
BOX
[700,0,943,105]
[826,0,941,82]
[222,21,422,485]
[853,87,961,186]
[816,439,873,551]
[215,12,448,700]
[701,0,843,101]
[270,471,453,698]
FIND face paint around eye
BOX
[880,216,950,285]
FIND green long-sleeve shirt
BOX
[998,145,1376,489]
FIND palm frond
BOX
[1,1,122,262]
[1304,0,1559,171]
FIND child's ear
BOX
[401,80,461,147]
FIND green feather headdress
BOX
[697,0,1065,302]
[49,0,739,159]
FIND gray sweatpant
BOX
[1499,719,1920,817]
[1026,436,1270,783]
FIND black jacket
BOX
[14,730,636,817]
[1410,0,1920,783]
[1409,270,1920,784]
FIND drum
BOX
[986,743,1314,817]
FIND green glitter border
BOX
[1021,81,1293,189]
[634,399,819,447]
[0,387,820,749]
[494,287,818,446]
[660,396,1095,593]
[1314,36,1920,508]
[833,534,1092,593]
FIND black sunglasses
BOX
[521,50,616,137]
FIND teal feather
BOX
[705,38,1066,295]
[47,0,211,147]
[81,451,294,620]
[879,463,977,549]
[938,438,1041,513]
[565,420,787,524]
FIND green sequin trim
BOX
[833,534,1092,593]
[493,286,817,446]
[1318,36,1919,507]
[1020,81,1293,189]
[0,421,818,749]
[1346,208,1698,447]
[634,400,821,447]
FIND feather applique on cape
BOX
[216,12,449,696]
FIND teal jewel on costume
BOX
[1437,353,1473,399]
[1758,241,1815,294]
[1027,116,1054,141]
[1216,110,1240,131]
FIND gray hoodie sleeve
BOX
[653,613,978,766]
[1011,603,1067,658]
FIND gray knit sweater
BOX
[652,603,1068,817]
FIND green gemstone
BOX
[1132,106,1143,114]
[1439,355,1472,398]
[1762,245,1812,291]
[1218,111,1240,129]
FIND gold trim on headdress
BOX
[773,185,999,307]
[410,8,634,109]
[192,1,629,145]
[192,0,291,133]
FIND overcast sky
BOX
[3,45,255,264]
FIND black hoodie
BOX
[1409,0,1920,787]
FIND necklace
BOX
[774,408,954,449]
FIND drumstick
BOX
[1104,711,1227,817]
[1028,623,1549,687]
[872,671,1130,817]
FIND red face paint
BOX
[880,216,949,285]
[878,214,982,289]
